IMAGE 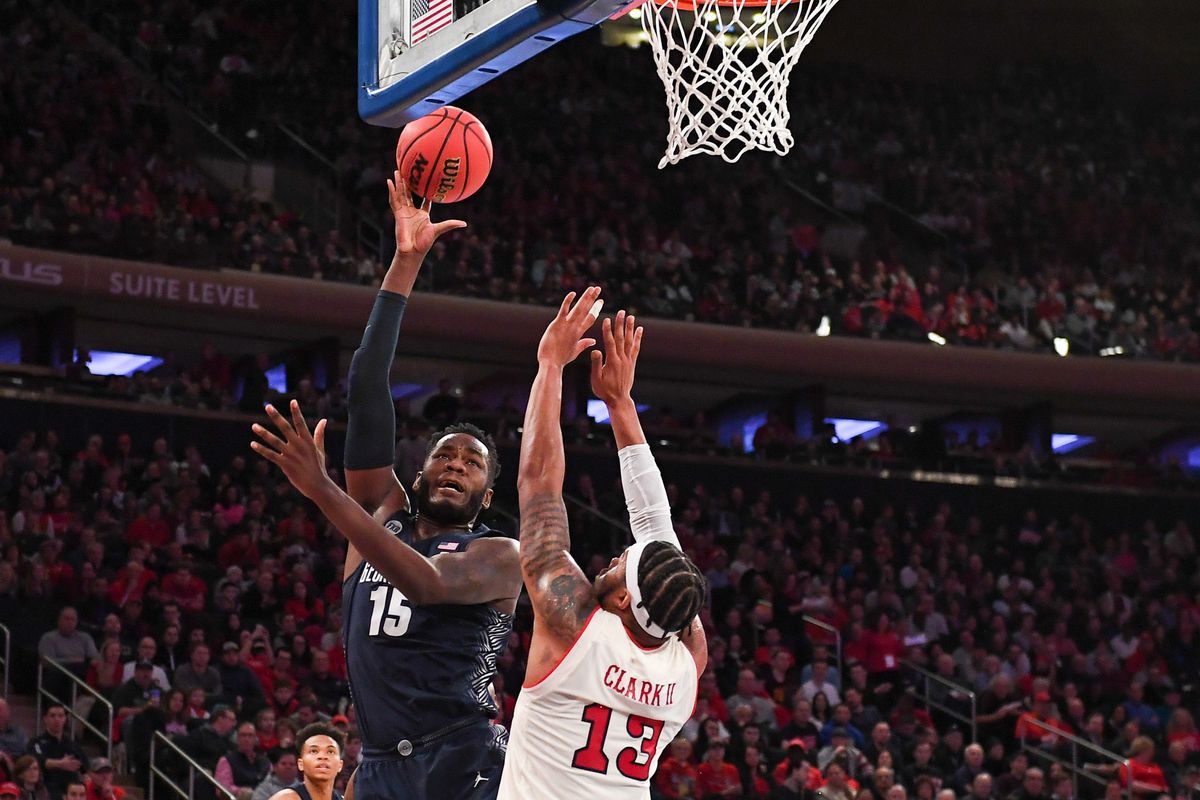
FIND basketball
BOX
[395,106,493,204]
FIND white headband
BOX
[624,540,678,639]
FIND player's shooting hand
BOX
[537,287,603,368]
[250,401,333,501]
[589,309,643,405]
[388,169,466,257]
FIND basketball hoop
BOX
[636,0,841,168]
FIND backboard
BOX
[359,0,636,127]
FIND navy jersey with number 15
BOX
[342,511,513,748]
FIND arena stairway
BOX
[6,692,144,800]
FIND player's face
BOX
[594,550,630,611]
[413,434,493,525]
[297,735,343,782]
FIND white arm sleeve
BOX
[618,443,679,547]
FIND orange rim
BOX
[652,0,790,8]
[614,0,786,14]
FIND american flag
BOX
[411,0,454,45]
[436,541,461,551]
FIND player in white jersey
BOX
[500,288,708,800]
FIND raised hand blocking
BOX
[536,287,604,368]
[590,309,644,405]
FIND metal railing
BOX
[782,178,859,227]
[862,188,950,244]
[0,623,9,699]
[149,731,236,800]
[483,501,521,532]
[900,660,976,743]
[564,491,632,555]
[273,121,349,238]
[1018,716,1131,800]
[801,616,843,678]
[36,656,113,762]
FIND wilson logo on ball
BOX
[432,158,461,202]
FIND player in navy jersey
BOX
[269,723,345,800]
[252,173,522,800]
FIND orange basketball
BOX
[395,106,493,204]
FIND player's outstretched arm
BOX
[592,313,706,671]
[591,311,675,545]
[343,173,467,580]
[254,401,516,607]
[519,289,603,646]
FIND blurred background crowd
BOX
[3,1,1200,362]
[1,0,1199,798]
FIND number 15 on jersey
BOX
[368,586,412,638]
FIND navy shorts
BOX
[352,723,506,800]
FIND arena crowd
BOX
[1,393,1199,800]
[4,2,1200,364]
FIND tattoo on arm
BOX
[520,493,597,639]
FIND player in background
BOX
[268,723,345,800]
[498,289,708,799]
[252,172,521,800]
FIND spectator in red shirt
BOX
[160,563,206,613]
[1166,709,1200,752]
[86,640,125,698]
[283,581,325,625]
[268,679,299,718]
[108,560,156,607]
[655,737,698,799]
[254,707,279,752]
[771,759,815,800]
[1089,737,1168,797]
[246,639,275,695]
[773,741,819,789]
[697,672,729,723]
[38,540,75,596]
[697,739,741,798]
[126,503,170,547]
[753,413,796,460]
[195,342,232,392]
[843,623,869,665]
[84,757,126,800]
[1015,691,1071,743]
[740,744,771,798]
[217,525,260,570]
[862,613,903,676]
[277,507,316,544]
[817,761,858,800]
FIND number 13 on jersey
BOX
[571,703,665,781]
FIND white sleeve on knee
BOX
[618,443,679,548]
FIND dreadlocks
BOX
[425,422,502,486]
[636,539,706,636]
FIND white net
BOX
[638,0,841,167]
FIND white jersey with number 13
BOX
[498,607,698,799]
